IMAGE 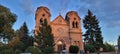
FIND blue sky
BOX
[0,0,120,45]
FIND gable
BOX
[51,15,68,25]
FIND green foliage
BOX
[26,46,41,54]
[8,36,20,47]
[84,44,96,53]
[0,45,21,54]
[0,4,36,54]
[0,4,17,41]
[0,45,10,51]
[0,49,14,54]
[18,22,34,52]
[69,45,79,53]
[103,42,115,52]
[35,19,54,53]
[19,22,29,38]
[43,46,54,54]
[12,41,24,51]
[14,49,21,54]
[0,45,14,54]
[83,10,103,52]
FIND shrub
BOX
[0,49,14,54]
[84,44,96,53]
[0,45,14,54]
[69,45,79,53]
[0,44,22,54]
[0,45,10,51]
[26,46,41,54]
[43,46,54,54]
[103,42,115,52]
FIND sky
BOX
[0,0,120,45]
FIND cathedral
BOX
[34,6,84,52]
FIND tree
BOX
[8,36,20,47]
[83,10,103,53]
[0,4,16,42]
[0,44,14,54]
[117,36,120,53]
[18,22,34,52]
[35,19,54,53]
[69,45,79,54]
[84,44,96,53]
[26,46,41,54]
[103,42,115,52]
[19,22,29,39]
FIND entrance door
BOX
[57,41,66,52]
[58,44,63,52]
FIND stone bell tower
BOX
[34,6,51,34]
[65,11,84,51]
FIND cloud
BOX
[21,0,120,28]
[77,0,120,28]
[20,0,34,15]
[107,20,120,27]
[97,0,120,28]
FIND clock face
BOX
[57,28,63,35]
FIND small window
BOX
[72,21,75,28]
[42,14,45,17]
[40,18,43,26]
[74,18,76,20]
[76,22,78,28]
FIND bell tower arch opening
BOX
[34,6,51,34]
[40,18,43,26]
[75,21,78,28]
[65,11,81,29]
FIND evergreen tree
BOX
[19,22,29,39]
[117,36,120,53]
[35,19,54,53]
[83,10,103,53]
[18,22,34,52]
[0,4,16,42]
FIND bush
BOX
[0,45,10,51]
[84,44,96,53]
[69,45,79,53]
[43,46,54,54]
[26,46,41,54]
[0,45,21,54]
[0,45,14,54]
[0,49,14,54]
[103,42,115,52]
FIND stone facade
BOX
[34,6,84,52]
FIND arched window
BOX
[40,18,43,26]
[76,22,78,28]
[72,21,75,28]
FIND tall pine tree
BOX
[83,10,103,53]
[35,19,54,53]
[18,22,34,52]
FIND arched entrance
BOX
[57,40,66,52]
